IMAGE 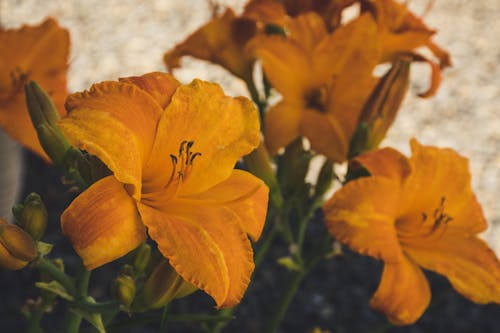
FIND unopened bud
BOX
[244,142,282,208]
[0,219,37,270]
[350,56,411,157]
[25,81,71,165]
[132,243,151,275]
[314,160,334,199]
[19,193,47,241]
[111,274,136,308]
[277,138,312,198]
[135,260,196,311]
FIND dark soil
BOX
[1,151,499,333]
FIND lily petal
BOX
[264,101,302,156]
[61,176,146,270]
[248,34,311,99]
[323,176,402,262]
[354,147,411,181]
[300,110,348,162]
[401,139,486,233]
[144,79,260,195]
[58,108,144,199]
[138,201,254,308]
[371,258,431,325]
[65,81,162,161]
[164,9,256,81]
[182,169,269,241]
[405,230,500,305]
[119,72,180,109]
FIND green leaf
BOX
[277,256,303,271]
[36,241,53,256]
[35,281,74,301]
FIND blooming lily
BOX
[250,12,380,161]
[323,139,500,325]
[164,0,285,90]
[58,72,269,307]
[0,18,69,160]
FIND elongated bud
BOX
[18,193,48,241]
[25,81,71,164]
[350,56,411,157]
[0,219,37,270]
[132,243,151,275]
[244,142,282,208]
[111,274,136,308]
[314,159,334,199]
[277,138,312,197]
[135,260,197,311]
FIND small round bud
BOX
[20,193,48,240]
[111,274,136,308]
[0,219,37,270]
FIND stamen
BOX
[190,152,202,165]
[165,140,202,190]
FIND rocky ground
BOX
[0,0,499,332]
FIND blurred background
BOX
[0,1,499,332]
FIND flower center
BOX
[397,196,454,243]
[304,86,327,113]
[166,140,202,188]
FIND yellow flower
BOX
[58,72,269,308]
[364,0,451,97]
[323,139,500,325]
[0,18,69,160]
[249,12,380,161]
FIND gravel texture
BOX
[0,1,499,332]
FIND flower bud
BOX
[277,138,312,198]
[25,81,71,165]
[111,274,136,308]
[19,193,48,241]
[350,56,411,156]
[244,142,282,208]
[132,243,151,275]
[135,260,197,311]
[314,159,334,199]
[0,219,37,270]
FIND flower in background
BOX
[58,72,268,308]
[323,139,500,325]
[164,0,285,92]
[0,18,69,161]
[249,12,380,162]
[362,0,451,97]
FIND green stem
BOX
[264,233,332,333]
[26,308,44,333]
[63,264,91,333]
[160,304,170,331]
[264,270,306,333]
[36,257,76,295]
[63,311,83,333]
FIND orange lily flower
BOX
[323,139,500,325]
[58,72,269,308]
[164,1,285,88]
[0,18,69,160]
[363,0,451,97]
[250,12,380,161]
[283,0,357,30]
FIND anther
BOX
[190,152,201,165]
